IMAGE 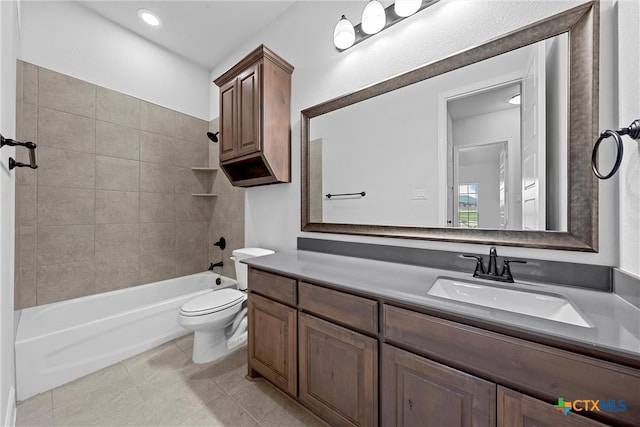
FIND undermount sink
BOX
[427,277,593,328]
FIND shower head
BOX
[207,132,219,143]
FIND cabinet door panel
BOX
[382,344,496,427]
[299,313,378,427]
[248,293,296,395]
[498,387,608,427]
[219,79,237,161]
[237,63,261,156]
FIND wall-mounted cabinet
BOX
[214,45,293,187]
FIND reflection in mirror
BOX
[302,1,598,251]
[310,34,568,232]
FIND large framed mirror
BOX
[301,1,599,251]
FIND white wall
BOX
[209,0,620,266]
[618,0,640,277]
[0,0,18,423]
[19,1,210,119]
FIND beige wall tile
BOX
[95,121,140,160]
[211,191,244,222]
[175,221,207,253]
[140,222,174,253]
[16,267,37,309]
[175,250,207,277]
[22,62,38,105]
[21,102,38,144]
[96,155,140,192]
[95,255,140,293]
[140,162,174,194]
[209,221,244,280]
[175,167,212,195]
[208,118,220,168]
[37,261,95,305]
[139,131,174,165]
[96,86,140,128]
[17,184,36,226]
[140,101,176,137]
[174,139,207,168]
[175,113,207,144]
[175,194,210,222]
[19,226,36,270]
[95,190,139,224]
[37,147,95,189]
[95,223,139,259]
[139,250,175,283]
[37,225,95,266]
[37,187,94,226]
[38,107,95,153]
[140,192,174,223]
[38,67,96,118]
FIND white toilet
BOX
[178,247,275,364]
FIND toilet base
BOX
[192,330,227,364]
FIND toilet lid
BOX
[180,289,245,316]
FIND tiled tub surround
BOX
[14,61,245,309]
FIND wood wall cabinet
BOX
[214,45,293,187]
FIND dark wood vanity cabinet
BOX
[247,267,639,427]
[299,313,378,427]
[247,269,297,396]
[214,45,293,187]
[382,344,496,427]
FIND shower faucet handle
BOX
[213,237,226,250]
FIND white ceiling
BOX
[77,0,298,70]
[447,82,521,121]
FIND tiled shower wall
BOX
[14,61,244,309]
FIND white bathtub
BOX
[15,271,236,401]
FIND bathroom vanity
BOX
[245,250,639,427]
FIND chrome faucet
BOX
[462,246,526,283]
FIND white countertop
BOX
[244,250,640,362]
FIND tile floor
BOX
[15,334,325,427]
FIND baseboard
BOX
[3,386,16,427]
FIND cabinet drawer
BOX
[383,305,640,427]
[299,282,378,335]
[248,268,296,306]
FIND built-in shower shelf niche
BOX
[190,167,218,197]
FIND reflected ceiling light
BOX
[334,1,441,52]
[395,0,422,17]
[333,15,356,50]
[508,94,521,105]
[362,0,386,34]
[137,8,162,27]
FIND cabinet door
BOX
[382,344,496,427]
[248,293,297,395]
[219,78,238,161]
[498,386,608,427]
[299,313,378,427]
[237,62,261,157]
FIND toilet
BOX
[178,247,275,364]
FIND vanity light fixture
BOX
[333,0,440,51]
[137,8,162,27]
[508,94,521,105]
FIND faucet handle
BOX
[462,254,485,276]
[501,259,527,283]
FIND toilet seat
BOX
[180,289,245,317]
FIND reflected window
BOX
[458,183,478,228]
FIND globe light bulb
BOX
[334,15,356,50]
[361,0,386,35]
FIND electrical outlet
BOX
[412,188,427,200]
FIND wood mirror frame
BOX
[301,1,599,251]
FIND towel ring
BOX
[591,119,640,180]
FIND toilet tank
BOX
[232,248,275,290]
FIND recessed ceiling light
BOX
[137,9,162,27]
[508,94,521,105]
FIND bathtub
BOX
[15,271,236,401]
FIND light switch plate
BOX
[412,188,427,200]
